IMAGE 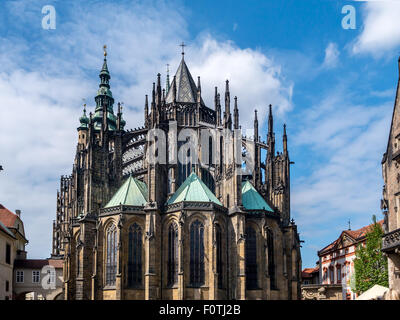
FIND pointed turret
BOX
[254,109,259,141]
[197,76,201,103]
[283,123,288,156]
[267,104,275,158]
[224,80,231,128]
[151,82,157,126]
[234,96,239,130]
[166,64,170,94]
[144,95,149,127]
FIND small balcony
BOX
[382,228,400,252]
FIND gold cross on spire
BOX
[103,44,107,57]
[179,42,186,56]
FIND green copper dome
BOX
[77,108,89,130]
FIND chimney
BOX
[15,209,21,218]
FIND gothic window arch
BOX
[216,224,223,289]
[167,222,178,286]
[245,226,258,289]
[267,228,276,289]
[201,168,215,194]
[128,223,142,287]
[190,220,205,287]
[105,223,117,286]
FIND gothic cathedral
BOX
[51,47,302,300]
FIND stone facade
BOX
[301,284,342,300]
[381,57,400,298]
[52,49,302,300]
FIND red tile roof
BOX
[0,221,16,239]
[14,258,63,269]
[0,204,18,228]
[319,220,384,255]
[302,266,319,278]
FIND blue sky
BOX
[0,0,399,268]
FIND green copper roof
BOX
[241,180,273,212]
[167,172,222,205]
[105,176,148,208]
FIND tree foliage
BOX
[353,215,388,295]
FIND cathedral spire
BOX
[92,45,117,130]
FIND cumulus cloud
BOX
[322,42,340,69]
[0,1,291,258]
[352,0,400,56]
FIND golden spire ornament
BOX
[103,44,107,57]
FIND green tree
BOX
[353,215,388,295]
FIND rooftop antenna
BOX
[348,219,351,231]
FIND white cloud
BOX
[352,1,400,56]
[291,85,392,236]
[0,1,291,258]
[322,42,340,69]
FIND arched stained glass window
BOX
[267,228,276,289]
[105,224,117,286]
[190,220,205,287]
[216,224,223,289]
[245,226,258,289]
[128,223,142,287]
[167,222,178,286]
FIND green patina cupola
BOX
[77,105,89,130]
[105,176,148,208]
[167,172,222,205]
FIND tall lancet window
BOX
[167,222,178,286]
[128,223,142,287]
[267,229,276,289]
[190,220,205,287]
[105,224,117,286]
[216,224,223,289]
[245,226,258,289]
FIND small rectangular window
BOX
[32,271,40,283]
[6,243,11,264]
[16,271,24,283]
[5,280,9,292]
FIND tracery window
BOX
[167,222,178,286]
[245,226,258,289]
[190,220,205,287]
[267,228,276,289]
[216,224,223,289]
[105,224,117,286]
[128,223,142,287]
